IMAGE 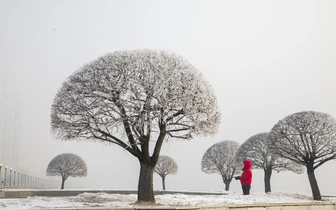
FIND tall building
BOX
[0,83,22,168]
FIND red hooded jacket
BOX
[239,160,252,185]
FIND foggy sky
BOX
[1,0,336,195]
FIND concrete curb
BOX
[0,189,228,198]
[35,203,336,210]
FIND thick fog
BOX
[1,0,336,195]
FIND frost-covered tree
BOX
[270,111,336,200]
[154,155,178,190]
[46,153,87,189]
[236,132,303,193]
[201,140,240,191]
[51,50,220,202]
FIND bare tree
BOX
[46,153,87,189]
[270,111,336,200]
[154,155,178,190]
[51,50,221,202]
[236,132,303,193]
[201,140,240,191]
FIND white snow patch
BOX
[0,192,335,210]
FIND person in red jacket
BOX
[235,159,252,195]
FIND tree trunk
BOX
[306,163,321,200]
[264,168,272,193]
[224,181,231,191]
[161,176,166,190]
[138,162,155,202]
[222,176,231,191]
[61,178,65,190]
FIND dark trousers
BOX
[242,185,251,195]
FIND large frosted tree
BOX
[46,153,87,189]
[51,50,221,202]
[154,155,178,190]
[201,140,240,191]
[236,132,303,193]
[270,111,336,200]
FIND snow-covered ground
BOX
[0,191,335,210]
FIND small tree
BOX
[201,140,240,191]
[51,50,220,202]
[236,132,303,193]
[154,155,178,190]
[270,111,336,200]
[46,153,87,189]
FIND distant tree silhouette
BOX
[201,140,240,191]
[236,132,303,193]
[46,153,87,189]
[154,155,178,190]
[270,111,336,200]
